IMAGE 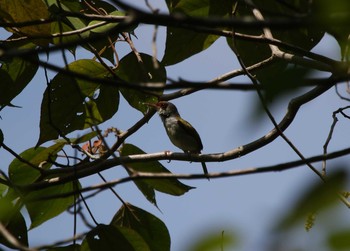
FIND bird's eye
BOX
[160,103,168,109]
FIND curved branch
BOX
[22,76,335,191]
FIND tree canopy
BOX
[0,0,350,250]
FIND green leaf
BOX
[0,197,28,248]
[311,0,350,59]
[81,1,122,64]
[48,0,88,39]
[117,53,165,113]
[37,59,119,146]
[54,131,99,145]
[48,0,88,52]
[25,181,80,229]
[0,0,51,41]
[9,143,65,185]
[328,229,350,250]
[189,230,237,251]
[276,169,347,230]
[260,66,312,103]
[120,144,194,206]
[229,0,324,82]
[51,21,79,54]
[162,0,234,65]
[88,11,125,33]
[0,40,39,108]
[81,224,150,251]
[111,203,170,251]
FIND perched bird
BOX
[147,101,209,180]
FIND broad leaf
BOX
[0,40,38,108]
[37,59,119,146]
[328,229,350,250]
[229,0,324,84]
[120,144,194,206]
[81,224,150,251]
[0,0,51,43]
[0,196,28,248]
[275,169,347,230]
[117,53,165,113]
[82,1,123,64]
[111,203,170,251]
[49,0,89,54]
[54,131,99,145]
[311,0,350,59]
[9,143,65,185]
[25,181,80,229]
[162,0,235,65]
[88,11,125,34]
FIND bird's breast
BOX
[163,116,202,152]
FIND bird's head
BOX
[146,101,179,117]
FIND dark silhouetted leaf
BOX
[0,129,3,148]
[229,0,324,83]
[311,0,350,59]
[120,144,194,206]
[81,224,149,251]
[112,203,170,251]
[25,181,80,229]
[162,0,234,65]
[37,59,119,146]
[0,195,28,248]
[0,40,38,108]
[116,53,165,113]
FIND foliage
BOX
[0,0,349,250]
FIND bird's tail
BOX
[201,162,210,181]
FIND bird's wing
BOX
[177,118,203,151]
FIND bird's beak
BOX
[143,102,159,110]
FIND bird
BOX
[146,101,209,180]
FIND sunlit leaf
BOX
[0,0,51,43]
[48,0,88,40]
[9,143,65,185]
[81,224,150,251]
[116,53,165,113]
[162,0,234,65]
[88,11,125,33]
[111,203,170,251]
